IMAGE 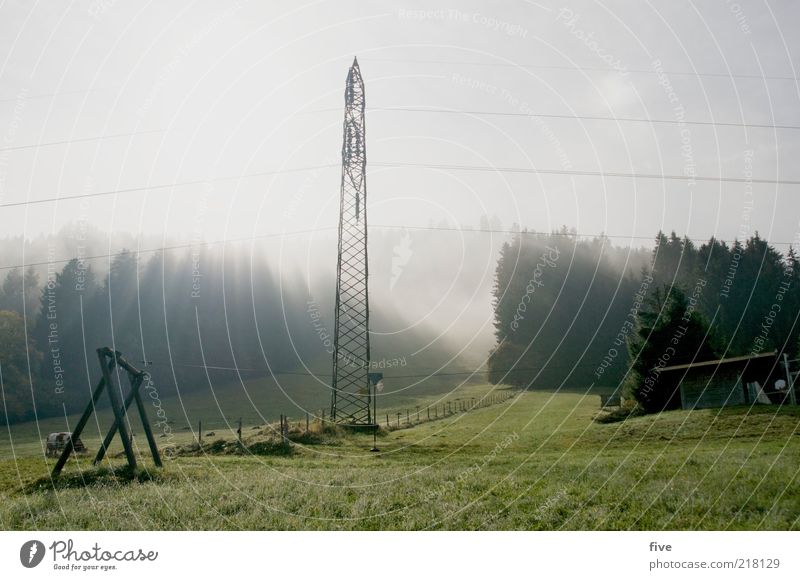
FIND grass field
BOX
[1,387,798,530]
[0,370,486,460]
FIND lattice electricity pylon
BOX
[330,57,373,425]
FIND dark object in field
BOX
[599,393,621,408]
[45,432,86,457]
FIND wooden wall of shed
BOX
[679,366,745,410]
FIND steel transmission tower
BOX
[330,57,373,425]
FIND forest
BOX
[2,226,798,424]
[0,224,490,425]
[0,245,329,424]
[488,230,800,404]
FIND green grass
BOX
[0,371,486,460]
[1,388,798,530]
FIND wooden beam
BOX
[98,349,137,469]
[94,373,138,464]
[132,375,162,467]
[52,369,111,477]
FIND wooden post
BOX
[94,372,139,464]
[54,349,164,477]
[427,407,430,420]
[306,411,310,432]
[131,376,162,467]
[237,418,242,443]
[396,412,401,426]
[198,420,202,446]
[416,406,420,422]
[53,374,108,475]
[98,349,137,469]
[406,409,409,424]
[386,413,389,426]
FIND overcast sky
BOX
[1,0,799,253]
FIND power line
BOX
[366,106,800,132]
[360,57,800,82]
[0,85,119,105]
[0,226,337,272]
[23,105,796,157]
[0,163,339,209]
[1,223,796,274]
[2,159,797,211]
[376,224,799,246]
[3,55,792,110]
[0,128,170,153]
[371,160,800,186]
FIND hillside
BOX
[2,388,797,530]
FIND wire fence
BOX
[173,390,520,448]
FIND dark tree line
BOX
[488,228,649,389]
[0,248,322,424]
[489,229,800,406]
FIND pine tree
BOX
[627,286,719,412]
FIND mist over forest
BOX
[0,221,503,425]
[2,219,798,426]
[489,229,800,400]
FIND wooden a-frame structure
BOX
[52,347,162,477]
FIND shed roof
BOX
[657,351,778,373]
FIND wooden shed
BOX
[657,351,796,410]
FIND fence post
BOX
[406,409,409,424]
[397,413,401,427]
[198,420,202,446]
[386,413,389,426]
[237,418,242,443]
[280,415,289,444]
[306,411,310,433]
[427,407,430,420]
[416,406,420,422]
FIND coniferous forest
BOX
[488,230,800,401]
[0,246,325,424]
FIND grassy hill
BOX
[1,387,798,530]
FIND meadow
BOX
[1,387,798,530]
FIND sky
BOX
[1,0,799,253]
